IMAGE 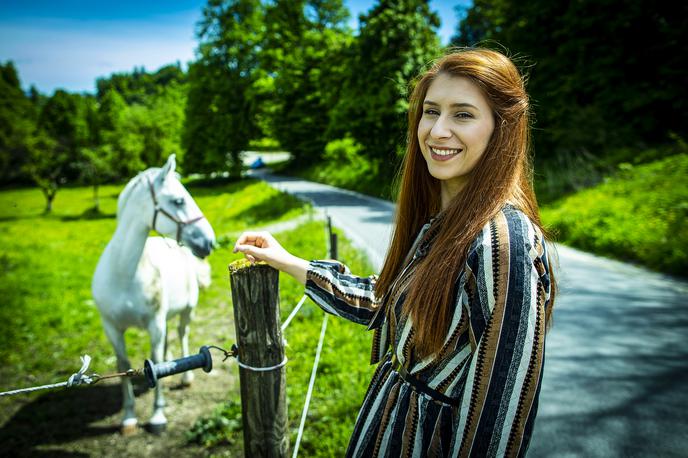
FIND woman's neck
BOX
[440,178,468,210]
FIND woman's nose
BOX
[430,116,451,139]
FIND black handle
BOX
[144,346,213,388]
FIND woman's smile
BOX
[428,145,463,161]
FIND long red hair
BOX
[375,48,556,358]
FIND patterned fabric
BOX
[305,204,552,457]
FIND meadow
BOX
[0,177,376,456]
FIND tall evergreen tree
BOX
[183,0,264,175]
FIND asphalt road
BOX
[253,170,688,458]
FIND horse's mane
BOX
[117,168,161,221]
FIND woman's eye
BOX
[423,109,439,116]
[455,112,473,119]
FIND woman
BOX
[234,48,556,457]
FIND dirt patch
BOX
[0,303,245,457]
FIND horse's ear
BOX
[158,154,176,182]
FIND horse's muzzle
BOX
[183,225,215,259]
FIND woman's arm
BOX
[234,231,380,326]
[454,210,549,457]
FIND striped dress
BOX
[305,204,552,457]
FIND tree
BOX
[261,0,353,164]
[23,90,88,212]
[23,131,66,213]
[452,0,688,163]
[183,0,265,176]
[0,61,37,184]
[331,0,441,167]
[261,0,353,165]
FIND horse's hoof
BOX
[148,422,167,435]
[121,423,138,436]
[181,378,193,388]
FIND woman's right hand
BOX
[233,231,309,285]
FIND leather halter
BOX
[146,175,205,244]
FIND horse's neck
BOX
[108,199,151,282]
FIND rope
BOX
[281,295,308,332]
[0,355,97,397]
[292,313,329,458]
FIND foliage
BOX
[331,0,441,166]
[452,0,688,165]
[187,399,243,446]
[22,131,67,213]
[0,61,36,184]
[261,0,353,166]
[541,153,688,275]
[294,137,393,199]
[95,63,186,105]
[183,0,264,176]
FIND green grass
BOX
[541,154,688,275]
[0,177,375,455]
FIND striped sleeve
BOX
[305,260,381,326]
[453,208,548,458]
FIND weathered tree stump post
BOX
[229,260,288,457]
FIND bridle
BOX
[146,175,205,245]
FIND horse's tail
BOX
[195,257,212,290]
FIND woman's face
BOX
[418,73,495,201]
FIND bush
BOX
[541,153,688,275]
[296,137,395,199]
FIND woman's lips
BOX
[429,146,462,161]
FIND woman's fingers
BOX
[234,231,276,252]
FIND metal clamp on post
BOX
[144,346,213,388]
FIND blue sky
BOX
[0,1,470,94]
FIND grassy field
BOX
[0,177,376,456]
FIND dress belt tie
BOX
[391,356,460,407]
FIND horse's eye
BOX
[172,197,185,206]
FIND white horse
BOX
[92,155,216,434]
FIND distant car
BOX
[250,156,265,169]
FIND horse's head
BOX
[144,155,216,258]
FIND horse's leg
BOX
[147,316,167,433]
[102,320,137,435]
[179,307,195,387]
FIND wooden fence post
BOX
[229,260,288,457]
[327,216,337,259]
